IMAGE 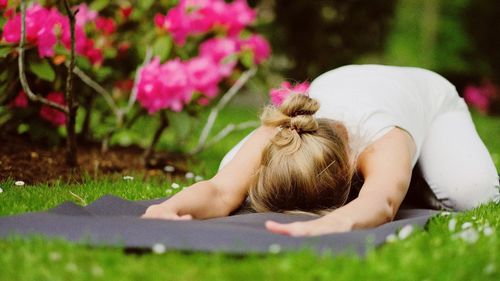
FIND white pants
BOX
[219,110,499,211]
[417,109,499,211]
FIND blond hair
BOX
[249,94,355,216]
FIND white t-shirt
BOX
[309,64,468,167]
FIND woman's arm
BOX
[142,126,276,220]
[266,127,416,236]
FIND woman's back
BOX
[309,64,467,166]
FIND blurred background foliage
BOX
[256,0,500,90]
[1,0,499,151]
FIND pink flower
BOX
[10,91,29,108]
[74,3,97,26]
[239,34,271,64]
[95,16,116,35]
[2,14,21,42]
[159,0,209,45]
[270,81,310,106]
[154,13,166,28]
[2,4,63,57]
[199,37,239,77]
[39,92,67,126]
[120,6,133,20]
[463,81,497,113]
[464,86,489,113]
[223,0,256,35]
[186,56,222,98]
[137,58,192,113]
[157,0,256,45]
[0,0,7,10]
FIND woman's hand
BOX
[141,204,193,221]
[265,213,353,237]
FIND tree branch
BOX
[190,121,259,155]
[191,67,257,154]
[62,0,78,167]
[126,48,152,113]
[18,0,68,114]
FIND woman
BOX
[142,65,499,237]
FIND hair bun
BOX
[289,115,318,133]
[279,94,319,117]
[261,93,320,135]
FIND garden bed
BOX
[0,133,189,184]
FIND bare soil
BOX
[0,133,190,185]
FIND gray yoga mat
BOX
[0,195,440,255]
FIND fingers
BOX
[266,220,306,237]
[176,214,193,220]
[140,206,193,220]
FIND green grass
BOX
[0,108,499,281]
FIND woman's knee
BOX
[434,172,499,211]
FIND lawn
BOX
[0,107,499,281]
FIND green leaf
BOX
[90,0,110,12]
[138,0,155,10]
[166,111,192,141]
[152,36,172,61]
[240,50,255,69]
[0,47,11,58]
[29,59,56,82]
[95,66,113,81]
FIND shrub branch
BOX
[18,0,68,114]
[62,0,78,167]
[190,67,257,155]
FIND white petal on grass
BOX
[0,187,3,193]
[268,243,282,254]
[385,233,398,243]
[195,175,204,182]
[484,263,496,275]
[455,228,479,244]
[483,227,494,236]
[185,172,194,179]
[448,218,457,232]
[65,262,78,272]
[439,211,451,217]
[163,165,175,172]
[398,224,414,240]
[91,265,104,277]
[15,181,25,186]
[123,176,134,180]
[48,251,61,261]
[152,243,166,254]
[461,222,473,229]
[171,183,180,189]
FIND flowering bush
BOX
[137,0,270,114]
[0,0,271,150]
[464,80,500,115]
[2,3,104,64]
[269,81,310,106]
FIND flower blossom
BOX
[95,16,116,35]
[1,3,103,64]
[10,91,29,108]
[199,37,239,77]
[2,4,62,57]
[39,92,67,126]
[74,3,97,26]
[239,34,271,64]
[464,81,497,114]
[136,58,192,114]
[0,0,7,10]
[270,81,310,106]
[155,0,256,45]
[186,55,223,98]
